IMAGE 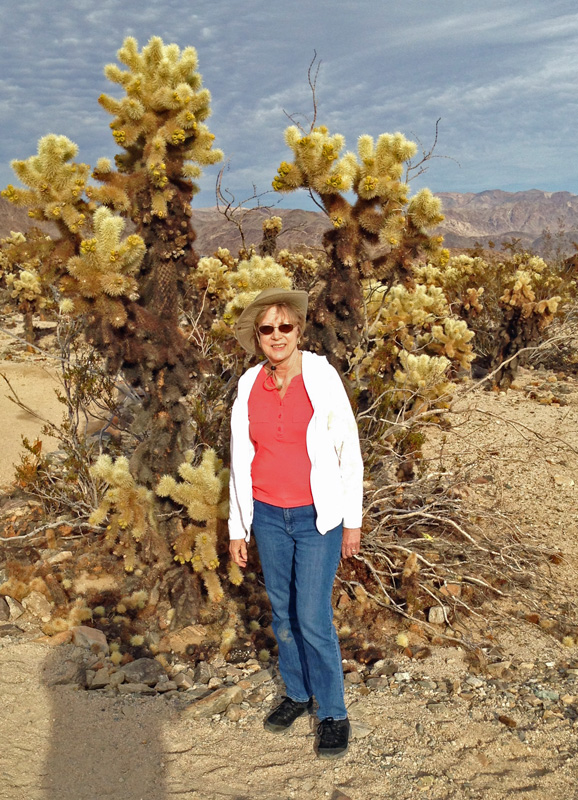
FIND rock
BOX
[0,623,23,637]
[208,677,223,689]
[159,624,207,654]
[534,688,560,702]
[0,596,10,621]
[428,606,447,625]
[350,720,373,739]
[155,680,178,693]
[365,677,388,690]
[181,685,244,719]
[89,667,113,689]
[497,715,517,728]
[70,626,109,655]
[118,682,157,695]
[331,790,352,800]
[225,705,243,722]
[486,661,512,679]
[45,657,87,688]
[5,596,25,620]
[121,658,167,686]
[345,671,362,684]
[173,671,196,690]
[108,670,126,688]
[34,631,73,647]
[194,660,218,685]
[553,475,574,488]
[245,668,273,687]
[22,591,53,622]
[466,676,485,689]
[394,672,412,682]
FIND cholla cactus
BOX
[0,229,54,348]
[273,124,445,363]
[2,135,90,235]
[415,251,573,385]
[156,449,231,601]
[89,455,156,573]
[62,207,145,327]
[259,216,283,257]
[224,254,292,322]
[96,36,222,216]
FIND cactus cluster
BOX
[89,455,156,573]
[97,36,223,217]
[156,449,234,602]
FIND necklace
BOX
[265,351,301,392]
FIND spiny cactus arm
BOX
[2,135,91,235]
[99,36,223,213]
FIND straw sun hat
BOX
[234,288,309,355]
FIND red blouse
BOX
[248,368,314,507]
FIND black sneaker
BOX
[316,717,350,758]
[264,696,313,733]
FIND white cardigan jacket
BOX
[228,351,364,541]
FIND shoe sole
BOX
[317,747,349,759]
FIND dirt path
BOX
[0,634,576,800]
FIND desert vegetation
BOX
[0,36,576,670]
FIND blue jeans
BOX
[252,499,347,721]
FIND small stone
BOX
[394,672,411,682]
[440,583,461,598]
[159,624,207,655]
[466,676,485,689]
[70,626,109,655]
[428,606,447,625]
[426,702,448,713]
[553,475,574,488]
[90,667,112,689]
[486,661,512,679]
[34,631,73,647]
[0,596,10,621]
[534,689,559,702]
[497,715,517,728]
[416,775,435,789]
[118,682,156,694]
[350,720,372,739]
[418,680,438,691]
[121,658,166,686]
[181,686,244,719]
[108,670,126,688]
[194,660,218,685]
[365,677,388,690]
[5,596,25,620]
[173,671,196,690]
[155,680,177,693]
[208,677,223,689]
[245,668,273,687]
[45,654,87,688]
[345,671,362,684]
[560,694,575,705]
[22,591,53,622]
[225,705,243,722]
[0,623,22,637]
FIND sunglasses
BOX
[257,323,295,335]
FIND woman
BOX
[228,287,363,759]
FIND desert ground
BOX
[1,323,578,800]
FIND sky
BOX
[1,0,578,211]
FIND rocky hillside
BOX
[3,189,578,258]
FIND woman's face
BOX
[257,305,300,366]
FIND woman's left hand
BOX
[342,527,361,559]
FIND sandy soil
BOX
[2,330,578,800]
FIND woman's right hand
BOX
[229,538,248,568]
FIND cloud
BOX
[1,0,578,205]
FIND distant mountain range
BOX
[2,189,578,259]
